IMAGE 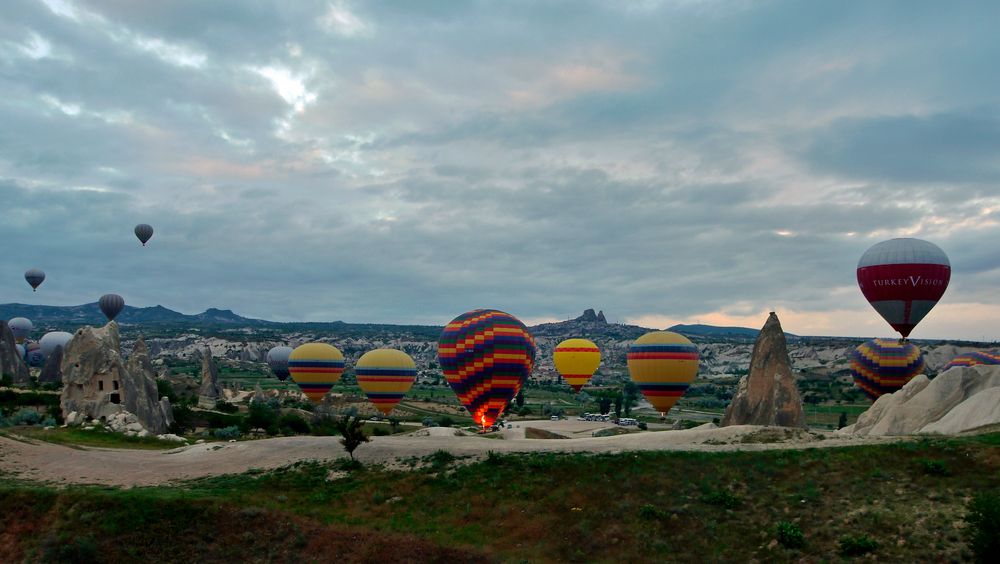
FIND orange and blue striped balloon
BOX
[438,309,535,430]
[942,351,1000,371]
[289,343,345,404]
[850,339,924,401]
[553,338,601,392]
[627,331,699,416]
[356,348,417,416]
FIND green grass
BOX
[2,433,998,561]
[5,426,181,450]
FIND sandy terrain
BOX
[0,421,902,488]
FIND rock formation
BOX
[721,312,806,428]
[38,346,63,385]
[0,319,31,386]
[197,348,223,408]
[60,322,173,434]
[596,310,607,323]
[843,365,1000,436]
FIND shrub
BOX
[156,379,177,403]
[213,425,241,440]
[919,459,950,476]
[775,521,805,549]
[701,487,741,509]
[437,416,454,428]
[245,401,279,434]
[40,417,57,427]
[9,408,42,426]
[428,449,456,468]
[838,534,878,556]
[279,412,310,434]
[638,504,664,520]
[214,400,238,414]
[966,491,1000,562]
[637,421,648,430]
[422,417,435,427]
[372,426,390,436]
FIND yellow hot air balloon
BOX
[288,343,345,404]
[553,338,601,392]
[626,331,699,416]
[356,348,417,416]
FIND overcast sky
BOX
[3,0,999,340]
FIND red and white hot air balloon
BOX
[856,238,950,339]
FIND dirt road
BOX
[0,424,898,487]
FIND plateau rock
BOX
[721,313,806,428]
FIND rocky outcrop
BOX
[596,310,607,324]
[843,365,1000,436]
[60,322,173,434]
[38,346,64,385]
[197,348,223,408]
[1,319,31,386]
[721,313,806,428]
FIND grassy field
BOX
[3,426,182,450]
[2,434,998,562]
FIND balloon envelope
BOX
[850,339,924,401]
[8,318,33,344]
[356,348,417,415]
[857,238,950,339]
[288,343,345,403]
[15,344,25,359]
[627,331,699,416]
[24,268,45,291]
[135,224,154,246]
[942,351,1000,372]
[438,309,535,430]
[266,346,294,381]
[25,342,44,367]
[553,338,601,392]
[39,331,73,358]
[99,294,125,322]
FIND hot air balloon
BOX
[25,342,44,367]
[857,238,950,339]
[15,344,25,360]
[850,339,925,401]
[942,351,1000,372]
[39,331,73,359]
[99,294,125,322]
[8,318,33,344]
[135,224,154,246]
[553,338,601,392]
[356,348,417,416]
[438,309,536,431]
[266,346,294,381]
[24,268,45,291]
[288,343,345,403]
[627,331,699,417]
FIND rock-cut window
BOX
[99,380,104,391]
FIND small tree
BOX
[597,396,612,415]
[623,382,639,416]
[837,411,848,430]
[388,416,400,431]
[335,416,370,460]
[515,388,525,408]
[613,394,623,419]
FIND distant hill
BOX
[668,323,798,340]
[0,302,266,327]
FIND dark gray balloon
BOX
[134,224,154,246]
[99,293,125,322]
[266,346,293,381]
[8,317,33,343]
[24,268,45,291]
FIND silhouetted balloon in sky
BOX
[134,224,154,246]
[99,294,125,322]
[857,238,950,339]
[24,268,44,291]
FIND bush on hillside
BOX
[838,534,878,556]
[279,412,310,434]
[213,425,241,440]
[966,491,1000,562]
[775,521,805,549]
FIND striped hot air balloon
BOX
[942,351,1000,372]
[438,309,536,430]
[553,338,601,392]
[288,343,345,404]
[850,339,924,401]
[857,238,950,339]
[356,348,417,416]
[627,331,699,416]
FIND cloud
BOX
[1,0,999,339]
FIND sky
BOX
[2,0,1000,340]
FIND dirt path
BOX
[0,425,901,488]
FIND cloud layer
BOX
[3,0,999,339]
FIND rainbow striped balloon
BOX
[850,339,924,401]
[288,343,345,404]
[438,309,535,430]
[942,351,1000,371]
[553,338,601,392]
[356,348,417,416]
[627,331,699,416]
